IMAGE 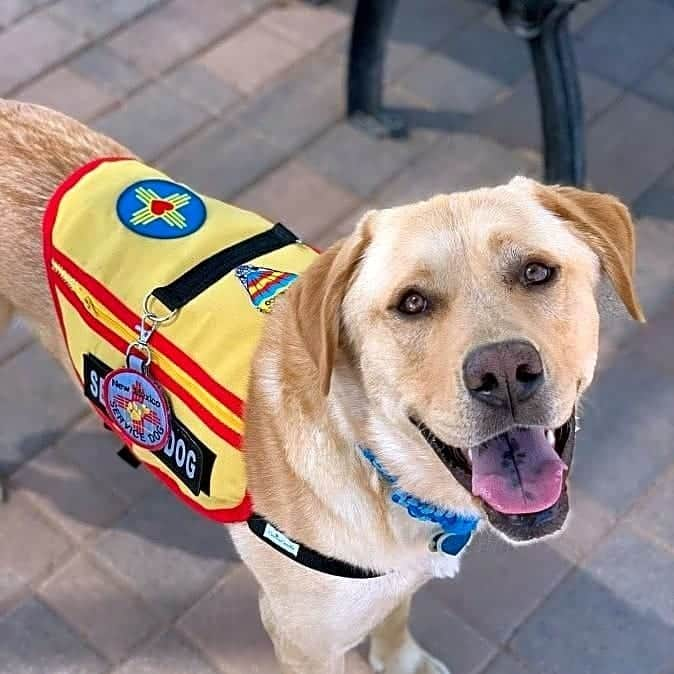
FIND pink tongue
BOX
[471,427,566,515]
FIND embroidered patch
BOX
[103,367,171,451]
[116,179,206,239]
[235,264,298,313]
[161,428,204,496]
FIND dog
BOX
[0,100,644,674]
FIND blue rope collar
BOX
[360,446,479,556]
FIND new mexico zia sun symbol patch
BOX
[116,178,206,239]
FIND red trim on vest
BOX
[144,463,253,523]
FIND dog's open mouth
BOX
[411,414,576,541]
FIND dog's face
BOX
[293,177,643,543]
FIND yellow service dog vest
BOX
[44,158,318,523]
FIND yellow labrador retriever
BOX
[0,100,644,674]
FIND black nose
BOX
[463,340,544,408]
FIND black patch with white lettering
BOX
[84,353,213,496]
[84,352,112,414]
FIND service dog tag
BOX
[103,366,171,451]
[103,293,176,451]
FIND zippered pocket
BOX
[52,261,139,343]
[152,222,299,311]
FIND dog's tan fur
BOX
[0,100,643,674]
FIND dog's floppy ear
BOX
[535,184,645,322]
[289,214,373,395]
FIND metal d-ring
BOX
[143,292,178,325]
[125,341,152,368]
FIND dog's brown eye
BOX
[522,262,555,286]
[398,290,429,315]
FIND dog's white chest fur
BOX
[428,553,461,579]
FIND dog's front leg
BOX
[369,597,450,674]
[259,592,346,674]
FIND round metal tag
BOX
[103,368,171,451]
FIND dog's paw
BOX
[412,651,450,674]
[369,640,450,674]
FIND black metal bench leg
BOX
[347,0,408,138]
[499,0,586,186]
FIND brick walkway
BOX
[1,1,673,673]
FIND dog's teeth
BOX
[545,429,555,446]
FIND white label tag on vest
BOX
[263,523,300,557]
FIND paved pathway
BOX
[1,1,673,673]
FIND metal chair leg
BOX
[499,0,586,186]
[347,0,408,138]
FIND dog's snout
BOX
[463,339,544,408]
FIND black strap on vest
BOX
[152,223,299,310]
[247,514,383,579]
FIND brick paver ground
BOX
[1,1,673,673]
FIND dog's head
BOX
[291,177,644,543]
